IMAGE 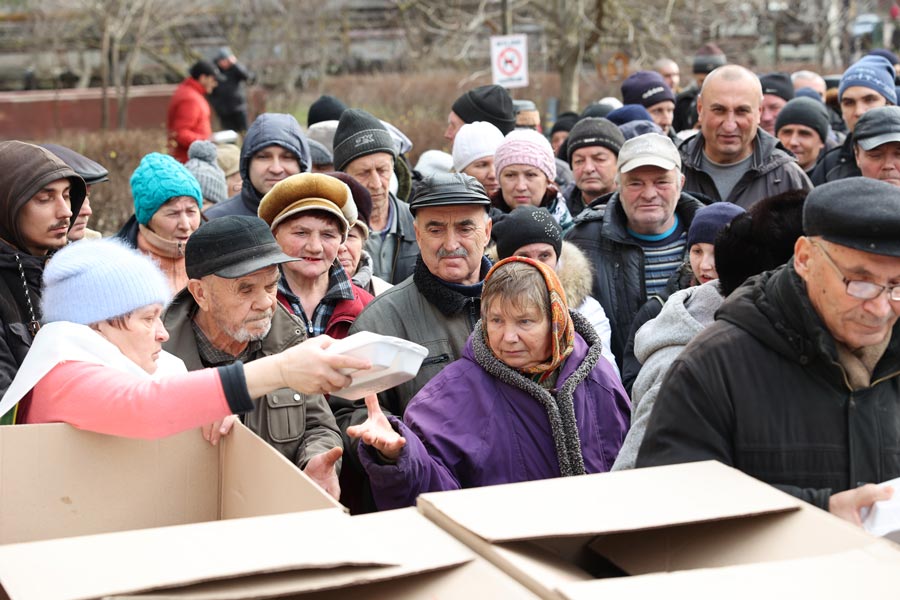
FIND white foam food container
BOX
[325,331,429,400]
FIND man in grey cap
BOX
[163,215,344,499]
[853,106,900,187]
[638,177,900,527]
[566,133,704,368]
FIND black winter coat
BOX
[808,134,861,185]
[565,191,704,368]
[0,242,43,415]
[637,264,900,510]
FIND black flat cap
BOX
[40,143,109,185]
[185,215,298,279]
[804,178,900,257]
[408,173,490,214]
[854,106,900,151]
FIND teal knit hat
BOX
[130,153,202,225]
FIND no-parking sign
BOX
[491,35,528,88]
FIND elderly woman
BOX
[491,129,574,234]
[329,172,392,296]
[348,257,631,510]
[258,173,374,338]
[491,205,619,377]
[451,121,505,197]
[0,239,369,443]
[116,152,204,294]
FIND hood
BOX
[240,113,311,209]
[634,280,723,363]
[0,142,86,251]
[556,241,594,308]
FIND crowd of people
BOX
[2,42,900,528]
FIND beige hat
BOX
[216,144,241,177]
[258,173,358,238]
[617,133,682,173]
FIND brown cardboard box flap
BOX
[0,423,340,545]
[418,461,799,542]
[0,508,501,599]
[557,544,900,598]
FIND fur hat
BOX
[494,129,557,182]
[42,238,170,325]
[451,84,517,134]
[184,141,227,205]
[258,173,358,238]
[130,153,202,225]
[452,121,505,172]
[332,109,396,172]
[715,190,806,296]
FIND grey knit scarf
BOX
[471,310,603,477]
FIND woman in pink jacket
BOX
[0,238,368,441]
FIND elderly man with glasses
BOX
[637,178,900,529]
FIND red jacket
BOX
[167,77,212,163]
[277,284,374,340]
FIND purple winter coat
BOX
[359,311,631,510]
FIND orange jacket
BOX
[167,77,212,163]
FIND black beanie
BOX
[451,85,516,134]
[550,111,580,136]
[759,72,794,102]
[693,43,726,74]
[308,95,348,127]
[492,205,563,260]
[580,103,615,119]
[332,109,397,172]
[774,97,830,143]
[566,117,625,165]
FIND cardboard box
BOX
[558,545,900,598]
[0,508,540,599]
[0,422,342,544]
[417,461,896,599]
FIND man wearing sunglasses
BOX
[637,177,900,528]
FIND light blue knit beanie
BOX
[130,152,203,225]
[42,238,171,325]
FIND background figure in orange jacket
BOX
[167,60,221,163]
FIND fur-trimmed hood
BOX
[486,240,593,309]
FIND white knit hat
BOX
[42,239,171,325]
[452,121,505,172]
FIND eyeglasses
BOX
[811,240,900,301]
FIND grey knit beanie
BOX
[333,109,397,172]
[184,141,227,205]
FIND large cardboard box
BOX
[558,545,900,598]
[417,461,898,598]
[0,422,342,544]
[0,508,540,599]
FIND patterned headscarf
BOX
[483,256,575,383]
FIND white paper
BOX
[861,477,900,540]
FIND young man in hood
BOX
[0,141,85,423]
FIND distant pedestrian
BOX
[167,60,221,163]
[209,47,252,133]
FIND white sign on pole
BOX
[490,34,528,88]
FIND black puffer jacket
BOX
[564,191,703,367]
[808,134,861,185]
[637,263,900,510]
[680,129,812,209]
